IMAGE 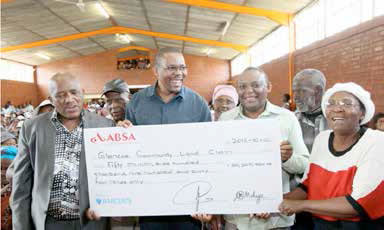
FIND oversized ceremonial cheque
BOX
[84,119,283,216]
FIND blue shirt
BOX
[126,83,212,125]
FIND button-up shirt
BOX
[125,83,211,125]
[125,83,211,223]
[47,110,83,220]
[295,107,328,153]
[219,102,309,230]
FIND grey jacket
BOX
[11,111,114,230]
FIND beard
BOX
[297,96,316,112]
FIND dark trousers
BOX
[140,216,201,230]
[45,216,81,230]
[291,212,314,230]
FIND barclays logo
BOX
[96,197,132,205]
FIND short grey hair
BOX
[241,67,270,85]
[154,47,183,69]
[293,69,326,91]
[48,72,81,96]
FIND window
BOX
[0,59,34,83]
[231,53,250,76]
[231,0,384,71]
[249,26,289,67]
[295,0,382,49]
[325,0,361,37]
[295,0,325,49]
[374,0,384,17]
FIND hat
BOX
[1,130,16,144]
[212,85,239,105]
[321,82,375,125]
[17,115,25,120]
[102,79,130,96]
[33,99,54,117]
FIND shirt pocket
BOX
[170,113,201,124]
[134,110,161,125]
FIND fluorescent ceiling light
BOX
[96,2,109,18]
[115,33,131,43]
[35,53,51,60]
[205,48,213,56]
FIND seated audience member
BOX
[1,130,17,230]
[279,82,384,229]
[212,85,238,121]
[33,99,55,117]
[372,112,384,131]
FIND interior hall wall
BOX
[36,49,231,104]
[1,79,39,107]
[255,15,384,113]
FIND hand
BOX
[279,199,305,216]
[85,209,101,221]
[249,213,270,219]
[191,214,213,222]
[117,120,133,128]
[280,140,293,162]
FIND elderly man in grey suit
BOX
[11,73,113,230]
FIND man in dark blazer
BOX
[11,72,114,230]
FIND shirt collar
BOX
[237,101,279,119]
[51,109,85,125]
[146,81,185,99]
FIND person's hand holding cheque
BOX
[246,141,293,221]
[280,140,293,162]
[85,208,101,221]
[117,119,134,128]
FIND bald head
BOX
[237,67,269,87]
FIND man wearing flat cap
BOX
[102,78,131,123]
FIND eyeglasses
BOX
[163,65,187,72]
[237,82,266,91]
[325,99,359,110]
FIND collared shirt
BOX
[47,110,83,220]
[295,107,328,153]
[125,83,211,223]
[125,83,212,125]
[219,102,309,230]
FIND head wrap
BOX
[212,85,238,105]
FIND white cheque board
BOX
[84,119,283,216]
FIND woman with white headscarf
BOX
[279,82,384,229]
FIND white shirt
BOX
[219,101,309,229]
